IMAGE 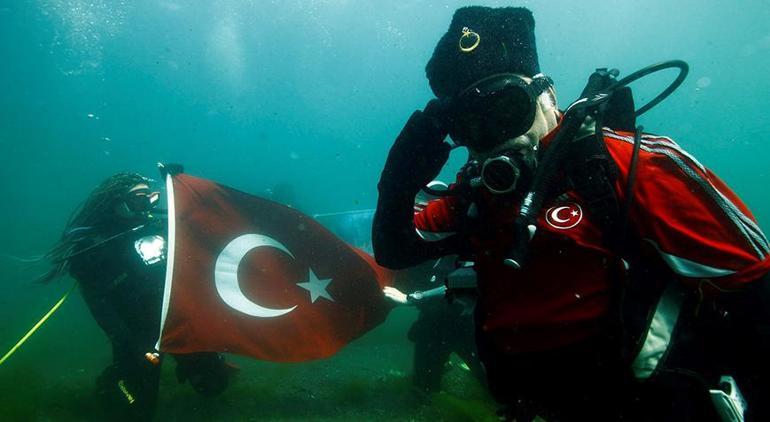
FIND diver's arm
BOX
[69,250,135,349]
[78,280,142,369]
[373,100,461,269]
[373,188,463,269]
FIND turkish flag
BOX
[156,173,393,362]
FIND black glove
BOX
[577,68,636,132]
[378,99,451,196]
[579,68,618,99]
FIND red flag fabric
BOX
[156,173,393,362]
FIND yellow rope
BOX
[0,281,77,366]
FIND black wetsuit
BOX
[69,219,228,420]
[408,296,484,393]
[398,262,485,394]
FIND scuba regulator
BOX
[504,60,689,269]
[425,60,690,269]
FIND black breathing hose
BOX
[503,98,599,268]
[614,60,689,117]
[504,60,689,269]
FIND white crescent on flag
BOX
[214,234,298,318]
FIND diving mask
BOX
[116,184,160,218]
[448,73,553,152]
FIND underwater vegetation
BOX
[1,304,497,421]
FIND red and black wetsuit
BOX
[374,127,770,420]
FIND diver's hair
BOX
[36,172,149,284]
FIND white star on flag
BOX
[297,269,334,303]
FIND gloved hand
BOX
[383,286,409,304]
[378,99,451,196]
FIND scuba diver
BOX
[38,171,233,420]
[373,6,770,422]
[383,182,485,396]
[383,259,485,396]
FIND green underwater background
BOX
[1,0,769,420]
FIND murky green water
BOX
[1,0,768,420]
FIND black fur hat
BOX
[426,6,540,99]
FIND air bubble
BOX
[696,77,712,89]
